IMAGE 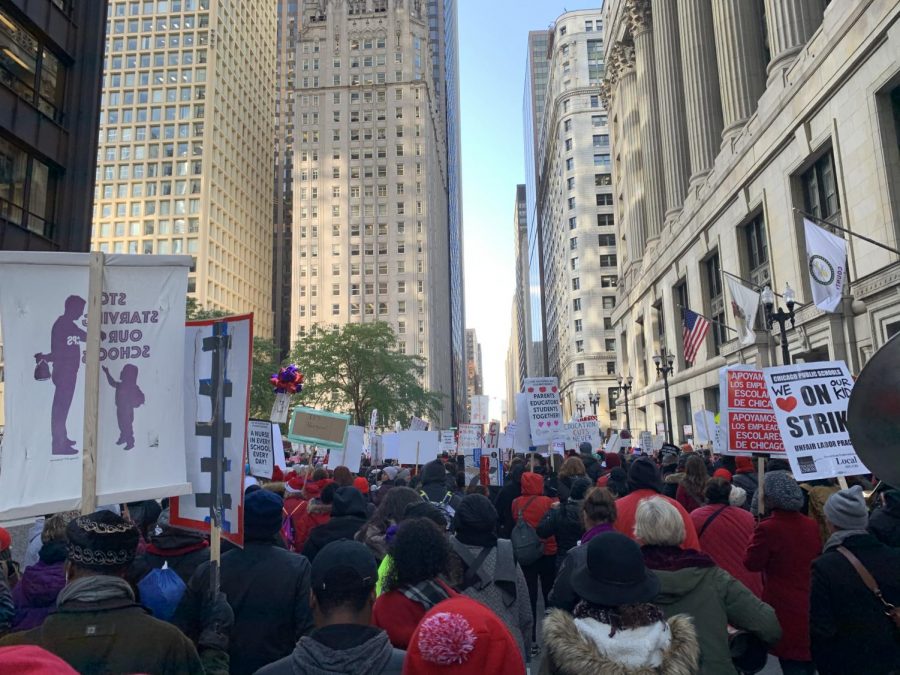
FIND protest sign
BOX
[639,431,653,455]
[439,430,458,455]
[327,425,364,473]
[247,420,274,479]
[563,420,603,452]
[272,424,287,472]
[498,433,514,450]
[409,416,429,431]
[551,439,566,455]
[762,361,868,480]
[486,450,503,486]
[683,425,693,438]
[693,410,716,445]
[382,430,439,465]
[524,377,563,445]
[470,395,490,424]
[604,433,620,453]
[655,422,667,435]
[719,365,786,456]
[513,394,533,452]
[457,423,482,453]
[485,420,501,449]
[287,407,350,449]
[0,253,192,520]
[172,315,252,546]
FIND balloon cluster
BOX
[271,364,304,394]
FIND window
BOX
[600,254,617,267]
[604,317,613,330]
[563,119,572,132]
[601,275,618,287]
[0,10,65,120]
[573,298,581,311]
[572,277,580,291]
[576,340,584,353]
[565,139,573,151]
[567,177,575,191]
[568,197,576,210]
[574,319,583,332]
[705,252,727,355]
[593,134,609,147]
[566,158,574,171]
[0,136,55,238]
[598,233,615,246]
[602,296,616,310]
[597,214,615,227]
[568,217,577,230]
[590,95,599,108]
[576,363,585,376]
[593,154,611,166]
[744,215,770,288]
[571,257,578,270]
[592,115,607,127]
[596,193,613,206]
[570,237,578,250]
[595,173,612,186]
[605,339,616,351]
[801,150,841,222]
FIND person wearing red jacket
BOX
[614,458,701,550]
[511,471,557,658]
[690,478,762,597]
[284,477,334,553]
[745,471,822,674]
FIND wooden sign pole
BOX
[80,252,104,515]
[415,442,420,476]
[207,320,230,599]
[837,476,849,489]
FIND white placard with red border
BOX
[719,365,786,456]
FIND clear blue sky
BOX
[459,0,603,413]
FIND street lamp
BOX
[617,375,633,432]
[653,348,675,445]
[588,390,600,417]
[575,400,585,418]
[762,283,796,365]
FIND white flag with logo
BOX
[725,276,760,346]
[804,218,847,313]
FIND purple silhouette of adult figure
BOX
[102,364,145,450]
[36,295,86,456]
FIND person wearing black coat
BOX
[494,464,525,539]
[810,486,900,675]
[536,477,590,567]
[176,490,314,675]
[868,487,900,548]
[131,509,210,584]
[302,487,370,562]
[578,442,603,482]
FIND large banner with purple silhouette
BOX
[0,253,192,520]
[170,315,252,547]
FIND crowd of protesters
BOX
[0,441,898,675]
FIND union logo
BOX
[809,255,835,286]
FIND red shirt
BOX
[614,488,701,551]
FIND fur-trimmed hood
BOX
[541,609,699,675]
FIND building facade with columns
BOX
[602,0,900,440]
[536,10,620,429]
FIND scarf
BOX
[580,522,615,545]
[400,578,451,611]
[57,575,135,607]
[823,528,869,552]
[574,601,667,638]
[641,545,716,571]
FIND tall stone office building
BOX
[91,0,277,337]
[290,0,461,426]
[534,9,619,428]
[603,0,900,437]
[0,0,110,429]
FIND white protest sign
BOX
[719,365,786,456]
[498,433,514,450]
[470,395,490,424]
[563,420,603,452]
[639,431,653,454]
[514,394,533,452]
[439,430,457,455]
[652,435,665,451]
[409,416,429,431]
[327,425,364,473]
[0,253,192,520]
[457,424,482,453]
[247,420,274,479]
[551,439,566,455]
[272,423,287,472]
[382,430,439,465]
[524,377,563,445]
[693,410,716,445]
[485,420,501,449]
[171,315,252,546]
[762,360,868,480]
[604,433,620,453]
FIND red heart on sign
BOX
[551,386,558,393]
[539,386,546,393]
[537,421,544,428]
[776,396,798,413]
[527,387,534,393]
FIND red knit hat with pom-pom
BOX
[403,597,524,675]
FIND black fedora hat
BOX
[571,532,660,606]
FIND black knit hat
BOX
[66,510,139,571]
[453,494,497,534]
[628,458,663,493]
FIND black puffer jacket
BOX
[868,489,900,547]
[536,478,590,555]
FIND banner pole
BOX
[208,320,230,599]
[837,476,849,489]
[80,252,104,516]
[415,442,420,476]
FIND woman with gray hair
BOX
[636,496,781,674]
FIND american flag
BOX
[682,309,710,365]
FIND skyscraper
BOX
[289,0,459,426]
[91,0,277,337]
[513,184,528,389]
[465,327,483,418]
[534,10,619,427]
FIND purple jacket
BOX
[11,560,66,631]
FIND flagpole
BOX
[793,208,900,256]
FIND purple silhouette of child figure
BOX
[35,295,87,456]
[102,364,145,450]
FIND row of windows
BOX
[109,0,209,17]
[298,222,424,238]
[297,241,424,257]
[94,237,198,255]
[94,218,199,237]
[97,160,202,180]
[297,280,425,298]
[297,261,420,277]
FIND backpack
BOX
[138,563,186,622]
[281,501,304,552]
[419,490,456,530]
[511,496,544,566]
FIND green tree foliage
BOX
[290,322,443,427]
[185,298,283,420]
